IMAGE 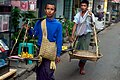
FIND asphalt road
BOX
[25,22,120,80]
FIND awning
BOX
[111,0,120,3]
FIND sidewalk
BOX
[97,21,120,33]
[8,60,37,80]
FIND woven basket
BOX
[39,38,56,61]
[69,50,103,61]
[69,22,103,62]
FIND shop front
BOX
[110,0,120,22]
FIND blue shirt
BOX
[28,18,62,57]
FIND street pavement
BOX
[25,22,120,80]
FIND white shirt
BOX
[96,8,104,13]
[73,10,95,36]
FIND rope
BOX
[92,22,99,57]
[9,26,24,56]
[21,19,31,53]
[21,28,28,53]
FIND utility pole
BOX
[104,0,108,27]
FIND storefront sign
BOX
[11,0,37,11]
[29,1,36,11]
[20,1,28,11]
[11,1,20,8]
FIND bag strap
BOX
[41,19,47,38]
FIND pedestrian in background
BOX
[96,5,104,21]
[70,0,95,75]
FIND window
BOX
[0,15,9,32]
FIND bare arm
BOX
[72,23,77,36]
[70,23,77,42]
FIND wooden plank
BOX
[0,69,17,80]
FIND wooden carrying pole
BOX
[0,69,17,80]
[92,23,99,57]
